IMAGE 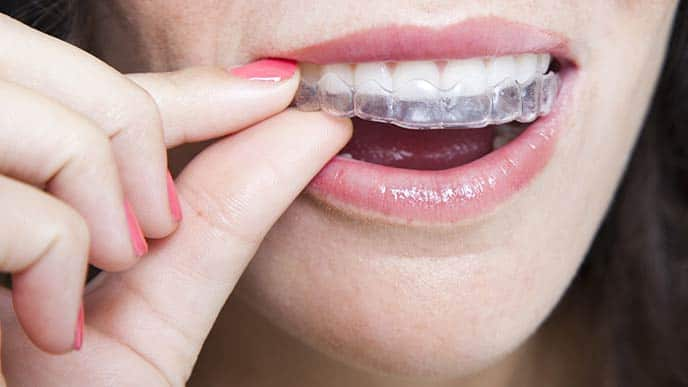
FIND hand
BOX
[0,14,352,386]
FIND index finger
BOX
[129,60,301,148]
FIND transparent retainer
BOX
[294,72,560,129]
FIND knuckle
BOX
[0,202,90,272]
[66,122,116,171]
[128,88,160,119]
[111,86,164,138]
[68,120,109,153]
[53,204,90,258]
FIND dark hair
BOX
[579,2,688,385]
[0,0,76,38]
[1,1,687,385]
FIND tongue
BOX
[341,118,495,170]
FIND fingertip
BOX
[124,200,148,257]
[277,109,354,151]
[324,112,354,144]
[73,303,84,351]
[166,170,183,223]
[229,58,298,83]
[122,171,182,245]
[12,275,84,354]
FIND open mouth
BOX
[295,53,559,170]
[280,18,576,224]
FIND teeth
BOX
[486,56,517,88]
[312,54,550,97]
[295,53,560,129]
[515,54,538,84]
[537,54,551,74]
[300,63,322,83]
[354,62,393,91]
[394,61,441,87]
[294,63,322,111]
[441,58,487,95]
[322,64,354,85]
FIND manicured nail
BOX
[125,200,148,256]
[167,170,182,222]
[230,58,297,82]
[73,303,84,351]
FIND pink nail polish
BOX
[230,58,297,82]
[167,171,182,222]
[125,200,148,256]
[73,304,84,351]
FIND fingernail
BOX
[167,170,182,222]
[125,200,148,256]
[73,303,84,351]
[230,58,297,82]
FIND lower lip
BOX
[306,71,576,224]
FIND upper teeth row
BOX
[301,54,551,97]
[294,53,560,130]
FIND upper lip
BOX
[276,16,572,64]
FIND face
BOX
[95,0,678,379]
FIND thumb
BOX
[86,110,351,384]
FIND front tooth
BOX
[537,54,551,73]
[441,58,487,95]
[300,63,322,84]
[515,54,538,84]
[319,64,354,115]
[486,56,517,87]
[394,61,441,91]
[322,64,354,86]
[354,62,393,91]
[296,63,322,111]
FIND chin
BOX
[236,191,590,379]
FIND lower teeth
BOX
[295,72,560,130]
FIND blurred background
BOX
[0,0,71,37]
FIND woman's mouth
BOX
[279,18,577,224]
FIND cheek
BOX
[235,195,590,378]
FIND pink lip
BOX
[279,18,576,224]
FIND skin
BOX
[0,1,679,386]
[0,13,352,387]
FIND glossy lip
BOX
[278,17,577,224]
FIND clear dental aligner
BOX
[294,54,560,130]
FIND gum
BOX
[294,72,560,129]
